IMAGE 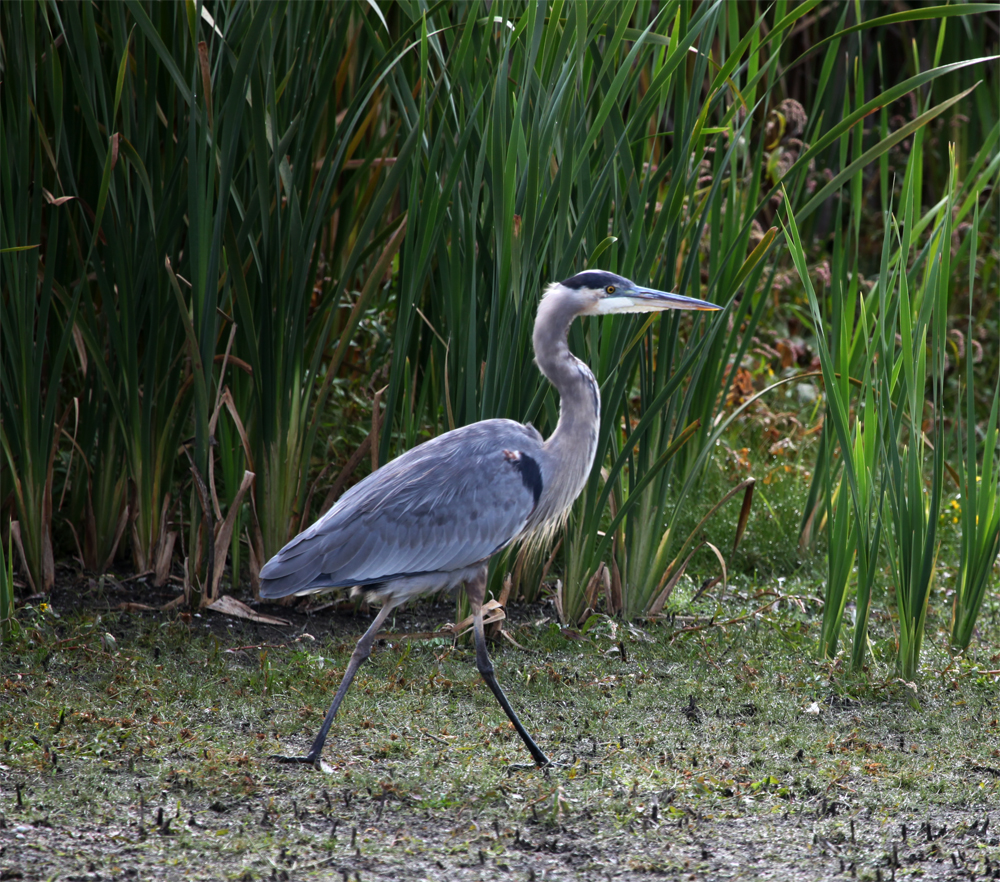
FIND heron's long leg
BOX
[465,568,551,766]
[272,601,395,765]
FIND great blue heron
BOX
[260,270,720,766]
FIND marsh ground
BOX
[1,570,998,881]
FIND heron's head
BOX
[548,270,721,315]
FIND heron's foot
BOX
[506,754,566,774]
[269,752,321,766]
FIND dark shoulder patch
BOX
[503,449,543,507]
[515,453,543,506]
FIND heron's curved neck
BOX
[534,295,600,461]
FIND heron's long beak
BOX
[596,286,722,314]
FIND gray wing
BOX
[259,419,545,597]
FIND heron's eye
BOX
[606,285,616,294]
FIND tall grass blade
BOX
[0,527,15,644]
[950,204,1000,651]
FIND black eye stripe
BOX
[562,271,630,291]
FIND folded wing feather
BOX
[259,420,543,597]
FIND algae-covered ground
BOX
[1,571,998,881]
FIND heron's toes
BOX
[270,752,321,765]
[508,752,575,774]
[542,756,572,771]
